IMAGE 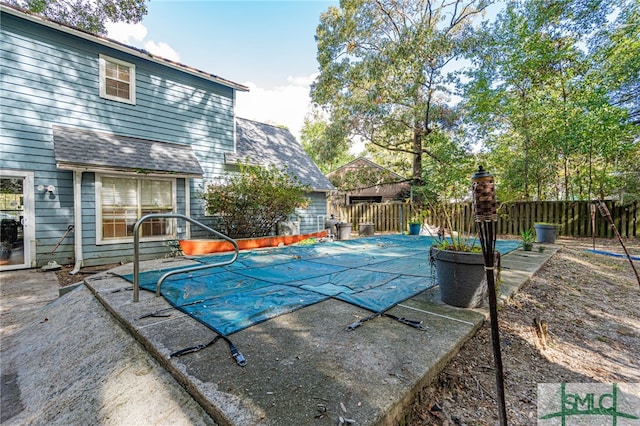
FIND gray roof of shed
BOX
[226,118,335,192]
[52,126,203,176]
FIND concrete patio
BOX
[0,239,558,425]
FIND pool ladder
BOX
[132,213,239,302]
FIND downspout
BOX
[70,170,84,274]
[184,178,191,238]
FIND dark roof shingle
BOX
[53,126,203,176]
[227,118,334,191]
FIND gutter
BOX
[56,163,202,179]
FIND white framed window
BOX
[96,175,175,244]
[99,54,136,104]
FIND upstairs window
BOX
[99,54,136,104]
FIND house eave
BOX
[56,162,203,179]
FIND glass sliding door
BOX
[0,171,34,270]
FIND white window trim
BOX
[95,173,176,245]
[99,54,136,105]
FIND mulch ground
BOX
[409,237,640,425]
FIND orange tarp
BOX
[179,231,328,256]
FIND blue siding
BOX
[298,192,330,234]
[1,11,235,267]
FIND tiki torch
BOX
[471,166,508,425]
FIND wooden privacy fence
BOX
[335,200,639,238]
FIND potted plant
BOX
[408,212,425,235]
[430,232,488,308]
[533,222,558,244]
[427,203,492,308]
[520,228,534,251]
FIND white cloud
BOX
[143,41,180,62]
[287,73,319,87]
[105,22,180,62]
[238,74,366,154]
[236,74,318,141]
[105,21,147,44]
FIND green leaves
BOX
[8,0,148,35]
[463,0,639,202]
[300,109,355,174]
[312,0,490,187]
[200,162,311,239]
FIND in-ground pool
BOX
[121,234,520,338]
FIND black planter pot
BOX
[430,247,487,308]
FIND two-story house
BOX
[0,4,333,271]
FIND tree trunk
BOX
[564,155,570,201]
[412,129,423,186]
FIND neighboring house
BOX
[0,4,333,271]
[327,158,409,206]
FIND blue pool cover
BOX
[121,235,521,336]
[586,249,640,261]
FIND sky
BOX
[106,1,339,140]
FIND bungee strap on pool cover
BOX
[169,334,247,366]
[346,312,427,331]
[133,295,248,366]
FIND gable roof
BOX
[53,126,203,177]
[327,157,406,180]
[225,118,335,192]
[0,3,248,92]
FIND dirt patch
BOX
[55,264,121,287]
[410,237,640,425]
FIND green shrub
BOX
[201,162,310,239]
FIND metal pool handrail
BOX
[132,213,239,302]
